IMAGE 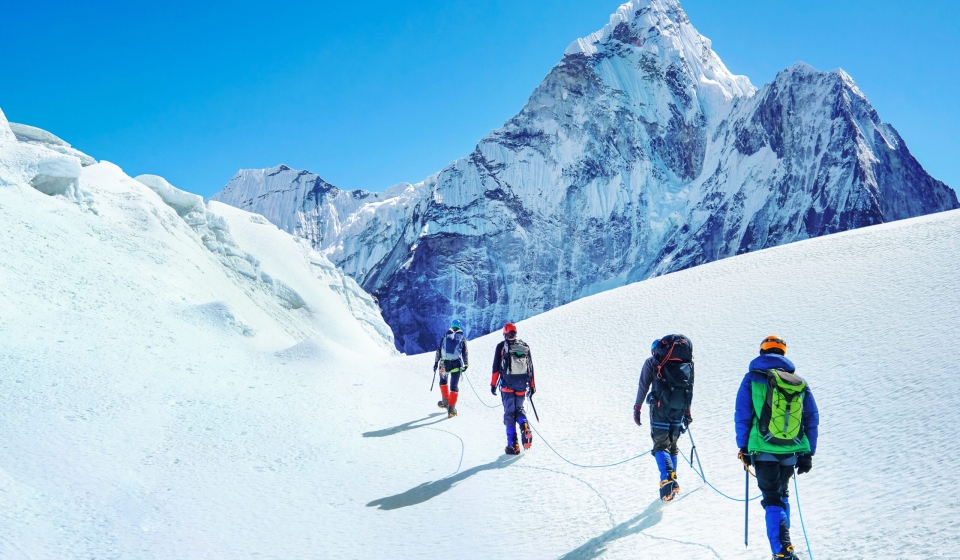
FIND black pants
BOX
[755,460,794,509]
[649,406,682,454]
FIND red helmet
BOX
[503,322,517,336]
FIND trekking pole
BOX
[744,465,750,547]
[430,368,437,392]
[528,395,540,423]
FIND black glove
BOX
[528,386,536,397]
[633,405,643,427]
[490,385,497,396]
[684,411,693,426]
[739,447,753,467]
[796,453,813,474]
[462,364,469,372]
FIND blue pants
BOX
[501,392,529,445]
[756,457,796,554]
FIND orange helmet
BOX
[760,335,787,355]
[503,322,517,336]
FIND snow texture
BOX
[211,0,959,354]
[3,107,959,556]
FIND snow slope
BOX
[213,0,958,354]
[3,102,958,557]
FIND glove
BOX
[490,385,497,396]
[462,363,469,372]
[739,447,753,467]
[433,364,438,373]
[633,405,643,426]
[683,411,693,426]
[796,453,813,474]
[529,386,536,397]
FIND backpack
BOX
[501,339,531,376]
[756,368,807,446]
[440,330,465,361]
[651,335,694,413]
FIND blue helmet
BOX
[451,319,463,331]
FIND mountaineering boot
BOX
[438,399,448,409]
[520,420,533,449]
[659,472,679,502]
[775,519,797,559]
[438,385,450,409]
[772,546,799,560]
[505,431,521,455]
[447,392,459,418]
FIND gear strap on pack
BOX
[652,335,694,412]
[756,368,807,446]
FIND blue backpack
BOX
[440,330,465,361]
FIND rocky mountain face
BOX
[212,0,958,353]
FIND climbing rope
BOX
[793,467,815,560]
[530,423,651,469]
[464,376,772,504]
[465,371,651,467]
[679,431,761,503]
[462,370,501,409]
[463,370,815,553]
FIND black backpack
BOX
[651,335,694,414]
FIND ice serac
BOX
[211,0,958,354]
[8,122,97,166]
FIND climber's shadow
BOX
[362,412,446,438]
[367,454,521,510]
[557,499,664,560]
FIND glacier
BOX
[3,97,960,554]
[212,0,959,353]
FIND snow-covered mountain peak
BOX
[565,0,755,104]
[212,0,957,354]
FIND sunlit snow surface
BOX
[3,106,960,557]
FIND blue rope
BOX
[678,447,761,502]
[461,370,502,409]
[793,468,814,560]
[465,372,759,499]
[529,423,650,469]
[464,372,648,467]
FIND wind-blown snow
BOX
[2,102,959,556]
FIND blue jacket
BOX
[734,354,819,454]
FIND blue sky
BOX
[2,1,958,197]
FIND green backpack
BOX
[756,369,807,446]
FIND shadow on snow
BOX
[557,499,664,560]
[362,412,447,438]
[366,454,521,510]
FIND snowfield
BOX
[3,101,960,559]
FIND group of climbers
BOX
[431,321,818,560]
[432,320,536,454]
[632,333,819,560]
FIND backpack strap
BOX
[656,341,678,378]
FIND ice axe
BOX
[528,394,540,423]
